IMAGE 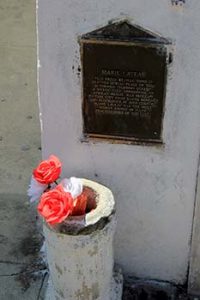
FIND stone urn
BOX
[44,179,123,300]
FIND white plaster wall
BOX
[37,0,200,284]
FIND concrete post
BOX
[44,179,123,300]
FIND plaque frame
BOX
[80,21,171,145]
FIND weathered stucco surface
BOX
[38,0,200,284]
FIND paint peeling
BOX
[92,282,99,299]
[55,288,65,299]
[55,264,63,275]
[88,245,98,257]
[75,281,92,300]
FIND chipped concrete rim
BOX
[82,178,115,226]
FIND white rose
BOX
[61,177,83,199]
[27,176,48,203]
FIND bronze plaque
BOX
[81,22,169,143]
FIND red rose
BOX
[72,193,87,216]
[37,185,73,225]
[33,155,61,184]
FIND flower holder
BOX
[44,179,123,300]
